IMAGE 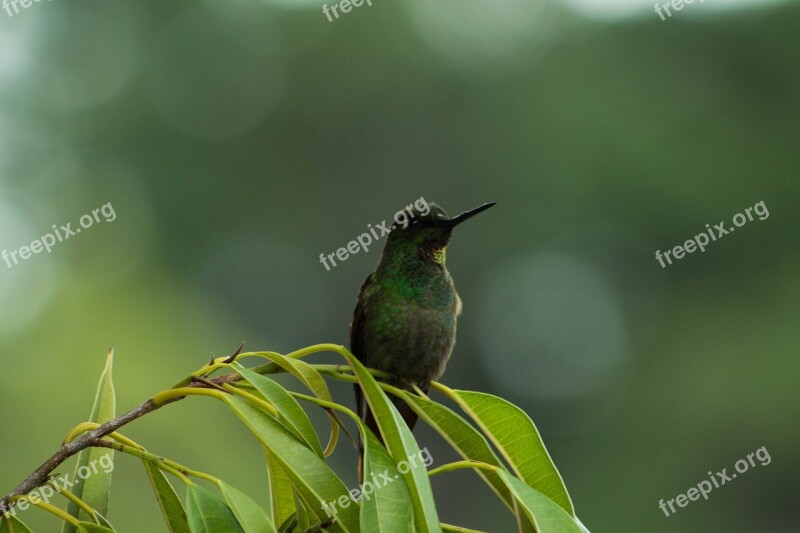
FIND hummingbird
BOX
[350,201,495,471]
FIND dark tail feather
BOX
[356,385,421,483]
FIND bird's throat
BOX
[419,243,446,265]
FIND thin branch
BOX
[0,368,244,513]
[0,343,412,516]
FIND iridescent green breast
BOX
[357,266,459,385]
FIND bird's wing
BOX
[350,272,375,420]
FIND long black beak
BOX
[445,202,496,228]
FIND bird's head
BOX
[385,201,495,265]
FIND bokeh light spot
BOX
[478,253,628,399]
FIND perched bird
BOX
[350,201,495,472]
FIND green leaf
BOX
[218,481,277,533]
[185,484,243,533]
[276,515,297,533]
[222,395,360,533]
[450,390,574,516]
[143,461,190,533]
[64,350,116,533]
[440,525,487,533]
[265,452,294,527]
[233,364,324,458]
[403,394,513,507]
[93,511,114,530]
[405,393,535,532]
[359,430,413,533]
[402,393,538,532]
[76,523,115,533]
[339,348,441,533]
[248,353,340,456]
[292,490,312,531]
[0,514,34,533]
[496,472,583,533]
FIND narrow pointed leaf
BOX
[233,364,324,457]
[339,348,441,533]
[64,350,116,533]
[218,481,277,533]
[359,430,413,533]
[185,484,243,533]
[93,511,114,530]
[292,490,312,531]
[276,516,297,533]
[403,394,513,507]
[496,472,583,533]
[222,396,360,533]
[251,353,340,456]
[265,452,294,527]
[451,390,574,516]
[143,461,190,533]
[402,393,537,532]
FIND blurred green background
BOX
[1,0,798,531]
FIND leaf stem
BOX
[63,422,144,450]
[10,495,81,526]
[54,484,99,523]
[93,440,216,485]
[314,368,407,397]
[151,387,225,407]
[288,392,360,425]
[221,383,278,416]
[427,460,500,478]
[441,524,488,533]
